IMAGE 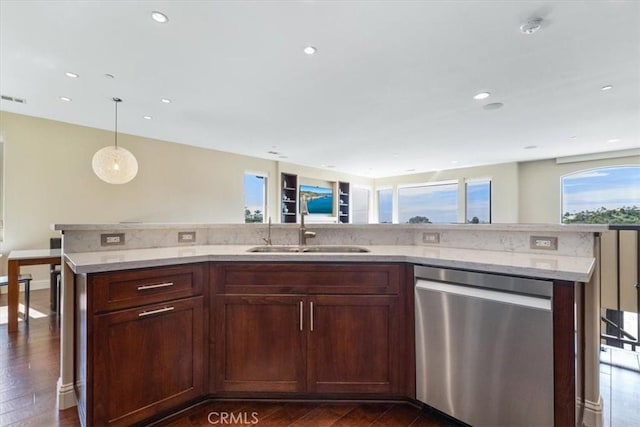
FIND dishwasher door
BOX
[415,266,554,427]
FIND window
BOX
[398,182,458,224]
[561,166,640,224]
[244,173,267,223]
[377,188,393,223]
[352,187,370,224]
[466,179,491,224]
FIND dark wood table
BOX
[7,249,61,332]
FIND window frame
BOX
[464,177,492,224]
[243,171,269,224]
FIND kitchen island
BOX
[55,223,605,426]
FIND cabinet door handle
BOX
[137,282,174,291]
[310,301,314,332]
[299,301,304,331]
[138,306,174,317]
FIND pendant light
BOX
[92,97,138,184]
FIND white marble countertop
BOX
[64,244,595,282]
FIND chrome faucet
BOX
[262,216,272,246]
[299,196,316,246]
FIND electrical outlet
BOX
[422,232,440,244]
[178,231,196,243]
[530,236,558,251]
[101,233,125,246]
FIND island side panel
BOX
[553,280,584,427]
[74,273,91,427]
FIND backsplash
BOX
[57,223,603,257]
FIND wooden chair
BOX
[1,273,34,323]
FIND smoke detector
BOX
[520,17,543,35]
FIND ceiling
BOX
[1,1,638,179]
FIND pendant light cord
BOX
[113,97,122,150]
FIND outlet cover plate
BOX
[101,233,125,246]
[530,236,558,251]
[178,231,196,243]
[422,232,440,244]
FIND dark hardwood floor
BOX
[3,290,639,426]
[0,290,80,426]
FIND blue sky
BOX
[398,184,458,223]
[562,166,640,214]
[466,181,491,222]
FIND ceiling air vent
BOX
[1,94,27,104]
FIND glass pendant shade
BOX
[92,97,138,184]
[92,146,138,184]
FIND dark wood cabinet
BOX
[75,263,207,427]
[215,294,306,393]
[307,295,400,394]
[212,263,406,396]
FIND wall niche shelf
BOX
[338,181,350,224]
[281,173,298,223]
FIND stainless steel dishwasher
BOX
[415,265,554,427]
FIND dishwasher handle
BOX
[416,279,551,311]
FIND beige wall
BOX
[0,112,279,276]
[518,152,640,223]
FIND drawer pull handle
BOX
[137,282,175,291]
[138,306,174,317]
[310,301,314,332]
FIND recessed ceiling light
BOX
[143,115,152,120]
[267,150,280,155]
[520,17,543,35]
[303,46,317,55]
[524,145,538,149]
[473,92,491,100]
[483,102,504,110]
[607,138,621,143]
[65,72,79,78]
[601,85,613,91]
[405,168,416,172]
[151,11,169,23]
[59,96,72,102]
[278,155,288,159]
[104,73,115,79]
[161,98,171,104]
[451,160,459,164]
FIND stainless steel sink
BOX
[247,245,370,253]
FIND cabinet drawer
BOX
[214,263,401,295]
[91,263,205,312]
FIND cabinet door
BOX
[215,295,306,393]
[307,295,401,394]
[92,297,204,426]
